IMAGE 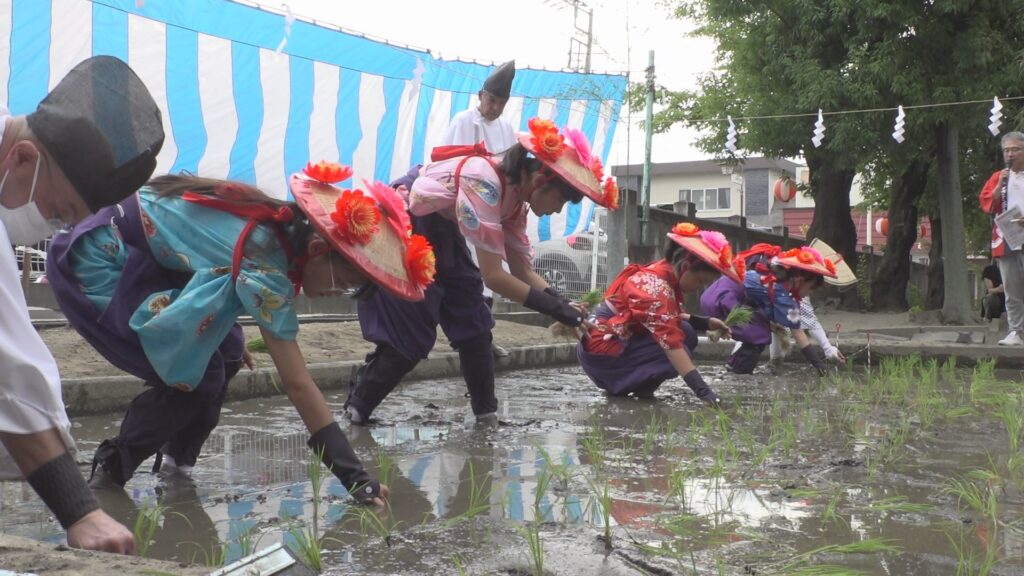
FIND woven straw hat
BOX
[290,162,435,301]
[809,238,857,286]
[666,222,742,283]
[516,118,620,210]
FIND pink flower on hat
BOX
[699,230,728,254]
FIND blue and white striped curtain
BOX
[0,0,626,242]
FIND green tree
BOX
[644,0,1024,321]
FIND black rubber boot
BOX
[345,344,418,423]
[454,333,497,417]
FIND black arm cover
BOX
[682,369,720,405]
[308,422,381,503]
[687,314,711,332]
[544,286,570,303]
[27,452,100,529]
[800,345,828,375]
[524,287,583,326]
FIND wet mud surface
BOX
[4,358,1024,575]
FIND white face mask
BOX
[0,154,63,245]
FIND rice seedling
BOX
[641,412,661,459]
[287,450,329,569]
[586,476,614,549]
[666,460,694,509]
[865,496,934,514]
[246,336,268,353]
[452,553,469,576]
[375,448,395,488]
[823,490,845,526]
[444,460,495,527]
[533,462,553,521]
[945,524,999,576]
[943,474,999,523]
[132,502,169,558]
[780,538,900,573]
[707,305,754,342]
[995,394,1024,454]
[232,520,261,558]
[352,504,397,548]
[517,521,545,576]
[185,541,228,568]
[537,445,574,492]
[580,417,607,475]
[580,288,604,309]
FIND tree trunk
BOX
[871,159,929,310]
[934,122,974,324]
[805,154,858,267]
[926,213,944,309]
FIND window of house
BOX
[678,189,691,203]
[717,187,730,210]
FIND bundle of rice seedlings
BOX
[708,305,754,342]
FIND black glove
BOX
[307,422,381,503]
[687,314,711,332]
[524,287,583,326]
[544,286,570,303]
[800,345,828,376]
[683,369,721,407]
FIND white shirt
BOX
[439,108,517,155]
[1008,169,1024,214]
[0,117,76,480]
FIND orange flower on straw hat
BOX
[733,256,746,279]
[672,222,700,237]
[405,234,436,286]
[718,244,734,269]
[528,117,565,162]
[304,160,352,184]
[825,259,836,275]
[331,189,381,245]
[603,178,620,210]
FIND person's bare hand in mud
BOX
[67,509,137,555]
[242,349,255,371]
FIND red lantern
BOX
[774,177,797,202]
[875,217,889,236]
[919,223,928,238]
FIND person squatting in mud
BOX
[700,243,837,375]
[345,118,620,425]
[576,222,741,406]
[47,163,437,505]
[767,239,856,366]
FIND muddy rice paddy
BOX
[3,356,1024,575]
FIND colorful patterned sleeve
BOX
[609,271,686,350]
[454,158,507,258]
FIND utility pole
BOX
[545,0,593,72]
[641,50,654,244]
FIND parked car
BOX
[13,245,47,282]
[532,230,607,297]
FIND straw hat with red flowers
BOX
[774,245,837,279]
[291,161,435,301]
[666,222,742,283]
[516,117,620,210]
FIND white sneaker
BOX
[998,331,1024,346]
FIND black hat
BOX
[26,56,164,212]
[482,60,515,99]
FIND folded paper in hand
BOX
[995,206,1024,251]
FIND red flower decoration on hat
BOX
[591,157,605,183]
[405,234,436,287]
[331,189,381,245]
[304,161,353,184]
[671,222,700,237]
[531,129,565,162]
[825,259,837,275]
[733,257,747,279]
[528,117,558,135]
[603,178,620,210]
[718,244,734,269]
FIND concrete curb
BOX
[63,343,581,417]
[60,336,1024,418]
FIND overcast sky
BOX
[255,0,718,167]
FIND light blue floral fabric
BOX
[70,188,298,390]
[742,270,800,329]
